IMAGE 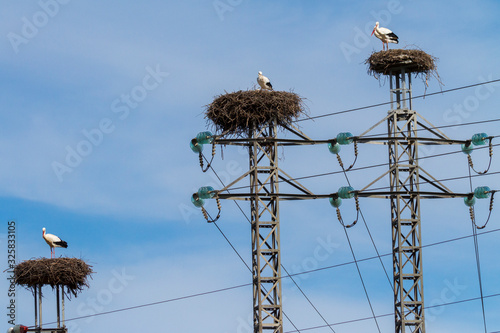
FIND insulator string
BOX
[345,141,359,171]
[199,142,217,173]
[468,138,494,175]
[201,197,221,223]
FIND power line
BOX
[338,167,386,331]
[283,226,500,281]
[282,292,500,332]
[281,265,337,333]
[360,117,500,139]
[340,166,394,290]
[294,78,500,122]
[472,219,488,333]
[341,225,381,332]
[210,164,500,200]
[218,161,500,199]
[215,139,499,193]
[360,169,500,194]
[38,282,252,327]
[40,227,500,327]
[469,163,489,333]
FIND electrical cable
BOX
[357,170,500,195]
[220,140,500,194]
[39,289,500,331]
[281,265,337,333]
[285,226,500,282]
[340,167,393,291]
[294,78,500,122]
[358,117,500,140]
[204,152,345,332]
[336,167,386,332]
[341,224,382,333]
[282,292,500,333]
[209,218,303,333]
[202,156,303,333]
[213,165,500,202]
[358,209,393,290]
[36,227,500,328]
[472,220,488,333]
[36,282,253,327]
[468,165,488,333]
[331,164,383,331]
[205,151,342,333]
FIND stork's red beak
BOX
[371,28,375,36]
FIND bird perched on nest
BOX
[371,22,399,51]
[42,227,68,258]
[257,71,273,91]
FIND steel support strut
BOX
[389,68,425,332]
[250,119,283,333]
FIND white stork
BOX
[371,22,399,51]
[257,71,273,91]
[42,227,68,258]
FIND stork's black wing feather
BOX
[54,240,68,248]
[387,32,399,42]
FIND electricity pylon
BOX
[356,65,469,332]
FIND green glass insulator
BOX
[461,143,473,155]
[329,197,342,208]
[338,186,355,199]
[336,132,353,145]
[198,186,216,199]
[191,194,205,208]
[328,142,341,154]
[190,139,203,153]
[474,186,491,199]
[196,131,214,145]
[463,196,476,207]
[471,133,488,146]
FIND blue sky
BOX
[1,0,500,332]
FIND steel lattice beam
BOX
[388,68,425,332]
[250,121,283,333]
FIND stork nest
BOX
[14,258,93,297]
[366,49,438,81]
[205,90,307,138]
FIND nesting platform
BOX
[205,90,306,138]
[14,258,93,297]
[366,49,437,79]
